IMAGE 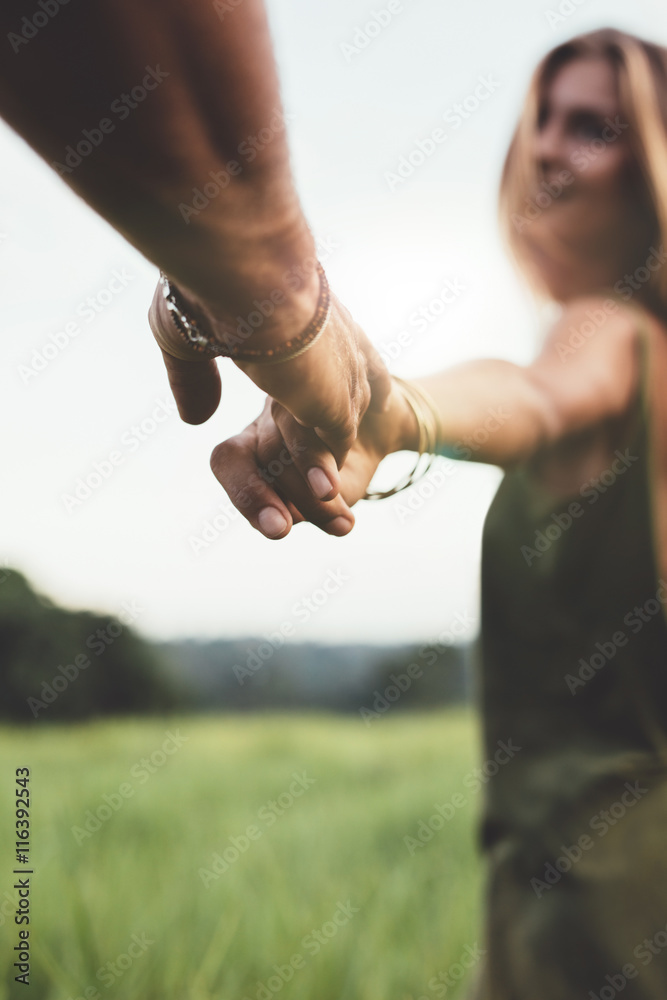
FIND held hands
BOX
[210,382,416,539]
[148,274,393,477]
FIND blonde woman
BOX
[215,28,667,997]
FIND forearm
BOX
[390,360,554,469]
[0,0,318,337]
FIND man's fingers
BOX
[359,330,392,414]
[270,401,342,501]
[311,418,356,471]
[210,431,294,540]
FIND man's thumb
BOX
[160,349,221,425]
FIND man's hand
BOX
[149,274,393,483]
[233,290,392,470]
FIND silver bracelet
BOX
[158,262,332,365]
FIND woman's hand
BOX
[210,380,417,539]
[149,277,393,480]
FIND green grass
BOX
[0,708,487,1000]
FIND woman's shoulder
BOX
[526,294,646,441]
[522,295,654,498]
[541,294,650,364]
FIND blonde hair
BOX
[499,28,667,308]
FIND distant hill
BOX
[0,567,476,722]
[0,569,180,722]
[156,637,475,715]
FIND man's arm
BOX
[0,0,390,477]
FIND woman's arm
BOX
[403,297,643,470]
[0,0,390,470]
[209,297,644,537]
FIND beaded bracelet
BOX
[362,376,445,501]
[158,260,332,365]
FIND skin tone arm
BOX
[209,296,643,537]
[0,0,391,487]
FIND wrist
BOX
[158,185,322,349]
[165,238,321,356]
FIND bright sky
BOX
[1,0,666,645]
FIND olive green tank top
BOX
[475,306,667,853]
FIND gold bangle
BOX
[158,261,332,365]
[362,376,444,501]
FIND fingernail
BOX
[327,517,353,536]
[307,467,333,500]
[258,507,288,538]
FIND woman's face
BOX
[526,55,656,299]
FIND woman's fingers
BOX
[210,418,355,540]
[255,405,355,535]
[210,425,295,540]
[270,399,342,501]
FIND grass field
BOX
[0,707,487,1000]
